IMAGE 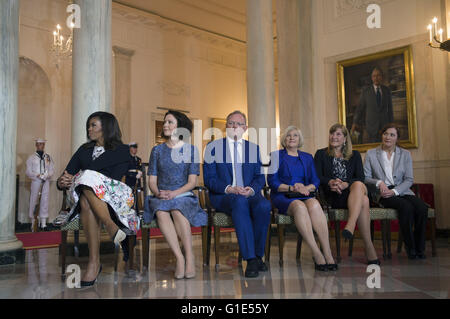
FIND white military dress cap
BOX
[35,138,47,143]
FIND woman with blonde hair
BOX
[268,126,337,271]
[314,123,379,265]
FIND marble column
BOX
[72,0,112,152]
[276,0,314,151]
[0,0,24,264]
[246,0,276,163]
[112,46,134,143]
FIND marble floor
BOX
[0,233,449,299]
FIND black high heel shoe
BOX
[342,229,354,240]
[326,263,338,271]
[313,258,328,272]
[80,265,102,287]
[367,259,381,266]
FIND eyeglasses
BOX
[227,121,245,127]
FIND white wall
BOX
[17,0,450,229]
[17,0,248,222]
[311,0,450,228]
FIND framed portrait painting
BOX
[337,46,418,152]
[211,118,227,141]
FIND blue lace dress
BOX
[143,143,207,226]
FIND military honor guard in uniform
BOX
[25,138,54,231]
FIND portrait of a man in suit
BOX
[337,47,417,151]
[351,67,394,143]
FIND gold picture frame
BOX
[337,46,418,152]
[211,118,227,141]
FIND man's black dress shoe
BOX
[416,253,426,259]
[245,259,259,278]
[407,253,417,260]
[257,257,268,272]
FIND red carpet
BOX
[15,227,235,250]
[16,231,62,250]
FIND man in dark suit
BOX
[123,142,142,269]
[125,142,142,192]
[352,67,393,143]
[203,111,271,278]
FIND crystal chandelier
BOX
[427,17,450,52]
[50,22,74,67]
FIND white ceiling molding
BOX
[112,1,246,54]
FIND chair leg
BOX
[264,223,271,263]
[381,220,388,259]
[370,220,374,242]
[114,243,119,272]
[430,217,437,257]
[206,224,212,266]
[334,221,341,263]
[61,230,67,277]
[214,226,220,270]
[74,230,80,258]
[397,226,403,253]
[348,238,353,257]
[142,228,149,271]
[278,224,285,267]
[201,225,208,266]
[386,220,392,258]
[128,235,135,270]
[296,233,303,261]
[238,251,242,266]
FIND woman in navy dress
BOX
[267,126,337,271]
[144,110,207,279]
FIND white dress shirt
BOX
[227,137,243,187]
[225,137,255,196]
[374,85,382,97]
[376,150,399,196]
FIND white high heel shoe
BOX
[113,229,126,246]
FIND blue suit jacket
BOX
[203,138,266,206]
[267,149,320,195]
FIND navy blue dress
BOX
[143,143,207,226]
[267,149,320,215]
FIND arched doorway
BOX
[16,57,52,223]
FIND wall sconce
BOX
[427,17,450,52]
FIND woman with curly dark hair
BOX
[57,111,139,286]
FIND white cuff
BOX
[249,187,255,197]
[376,180,382,188]
[393,189,399,196]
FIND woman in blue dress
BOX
[144,110,207,279]
[267,126,337,271]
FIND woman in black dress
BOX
[314,124,379,264]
